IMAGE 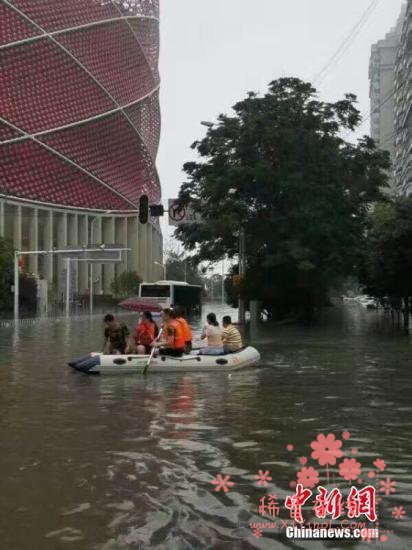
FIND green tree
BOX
[111,271,142,298]
[176,77,389,320]
[165,250,205,287]
[0,237,14,311]
[361,198,412,328]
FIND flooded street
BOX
[0,304,411,549]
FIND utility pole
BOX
[238,227,246,324]
[221,260,225,305]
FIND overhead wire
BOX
[314,0,383,85]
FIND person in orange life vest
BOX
[174,306,193,353]
[157,308,185,357]
[134,311,159,355]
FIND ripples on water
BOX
[0,304,411,549]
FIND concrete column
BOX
[150,226,161,281]
[13,205,22,250]
[67,214,78,293]
[116,217,128,276]
[127,216,139,274]
[28,208,39,274]
[94,217,103,294]
[67,213,78,245]
[103,216,115,293]
[147,223,153,282]
[57,212,68,296]
[78,215,88,294]
[43,210,53,284]
[138,222,147,280]
[0,200,4,238]
[157,228,163,280]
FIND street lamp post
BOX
[154,261,166,280]
[89,210,112,315]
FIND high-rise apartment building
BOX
[394,0,412,193]
[369,6,406,160]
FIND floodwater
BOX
[0,304,411,549]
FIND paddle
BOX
[143,328,163,376]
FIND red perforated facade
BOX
[0,0,161,211]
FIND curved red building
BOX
[0,0,163,297]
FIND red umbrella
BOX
[119,297,162,313]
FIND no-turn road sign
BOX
[168,199,202,226]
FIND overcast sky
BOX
[157,0,405,239]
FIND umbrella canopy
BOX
[119,297,162,313]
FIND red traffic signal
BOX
[139,194,149,224]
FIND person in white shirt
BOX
[199,313,223,355]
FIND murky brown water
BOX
[0,304,411,549]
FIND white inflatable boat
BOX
[69,347,260,375]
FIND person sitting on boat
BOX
[175,306,193,353]
[156,308,185,357]
[222,316,243,353]
[199,313,224,355]
[103,314,130,355]
[134,311,159,355]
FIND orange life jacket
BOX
[176,317,192,343]
[135,320,156,346]
[165,319,185,349]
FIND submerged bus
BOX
[139,281,202,314]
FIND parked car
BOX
[358,296,379,309]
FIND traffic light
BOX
[149,204,164,217]
[139,194,149,224]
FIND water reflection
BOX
[0,304,411,548]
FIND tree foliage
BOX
[361,198,412,300]
[111,270,142,298]
[165,250,205,288]
[176,78,389,318]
